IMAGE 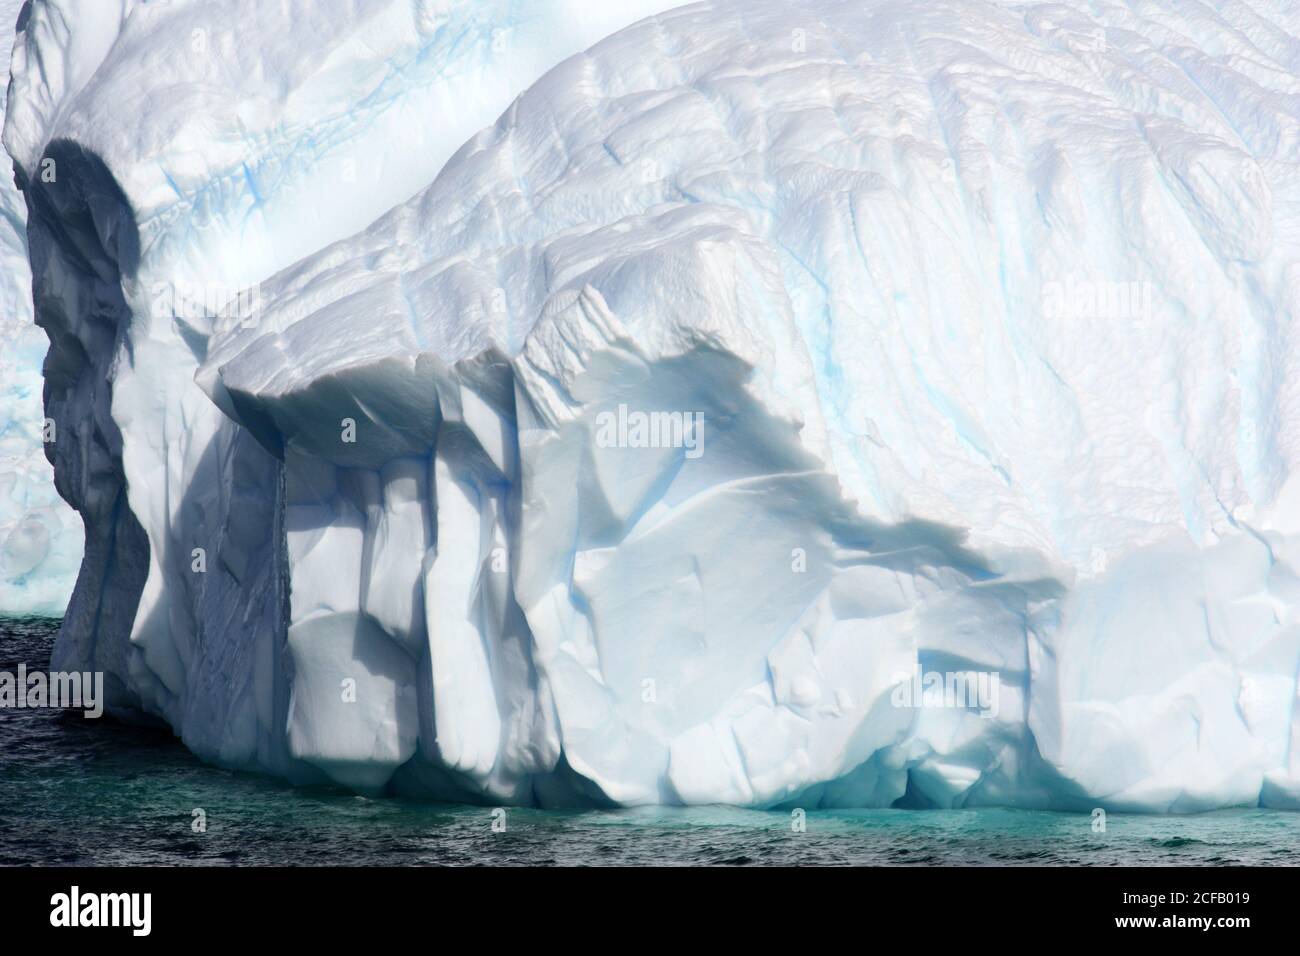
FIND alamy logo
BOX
[149,279,262,326]
[0,664,103,718]
[891,669,1000,719]
[594,403,704,459]
[1042,277,1152,323]
[50,886,151,936]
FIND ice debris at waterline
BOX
[7,0,1300,811]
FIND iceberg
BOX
[7,0,1300,811]
[0,0,82,616]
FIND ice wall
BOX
[2,0,702,785]
[0,0,82,616]
[9,0,1300,810]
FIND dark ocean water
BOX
[2,616,1299,866]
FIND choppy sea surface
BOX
[2,616,1299,866]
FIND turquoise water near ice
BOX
[3,616,1299,866]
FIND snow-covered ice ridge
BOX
[9,0,1300,811]
[0,0,81,616]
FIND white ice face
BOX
[6,0,1300,811]
[0,0,82,616]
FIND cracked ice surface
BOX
[11,0,1300,810]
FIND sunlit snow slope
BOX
[0,0,81,615]
[9,0,1300,811]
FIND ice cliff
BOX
[0,0,81,616]
[7,0,1300,811]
